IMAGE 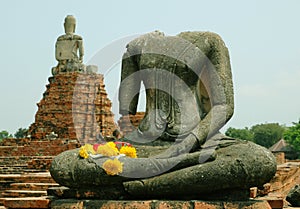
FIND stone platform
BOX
[50,199,272,209]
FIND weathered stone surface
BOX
[47,186,129,200]
[50,139,276,200]
[119,31,234,145]
[50,199,271,209]
[287,184,300,206]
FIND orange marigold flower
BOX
[97,143,119,157]
[102,158,123,176]
[120,146,137,158]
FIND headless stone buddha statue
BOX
[50,31,276,200]
[119,31,234,155]
[52,15,85,75]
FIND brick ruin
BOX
[28,72,117,144]
[117,112,145,136]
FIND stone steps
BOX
[2,190,47,198]
[10,183,59,191]
[23,169,48,173]
[0,145,68,157]
[3,197,51,209]
[0,156,54,174]
[0,172,56,208]
[0,172,56,201]
[0,166,28,175]
[0,173,55,184]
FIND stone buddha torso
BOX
[119,32,211,140]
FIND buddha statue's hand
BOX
[153,133,200,159]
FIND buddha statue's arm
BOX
[119,52,141,115]
[78,40,84,63]
[192,33,234,144]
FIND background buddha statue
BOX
[52,15,85,75]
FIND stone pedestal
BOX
[28,72,117,144]
[50,199,272,209]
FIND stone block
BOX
[3,197,50,209]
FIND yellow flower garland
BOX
[78,142,137,176]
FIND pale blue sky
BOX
[1,0,300,134]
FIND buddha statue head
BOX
[64,15,76,35]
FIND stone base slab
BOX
[51,199,272,209]
[3,197,51,208]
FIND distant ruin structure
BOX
[28,73,117,143]
[28,15,117,144]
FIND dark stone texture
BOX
[287,184,300,206]
[47,186,129,200]
[50,199,272,209]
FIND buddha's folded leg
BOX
[123,141,276,199]
[50,148,200,188]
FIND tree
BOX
[250,123,285,148]
[0,130,12,141]
[225,123,285,148]
[225,127,253,141]
[284,120,300,153]
[14,128,28,139]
